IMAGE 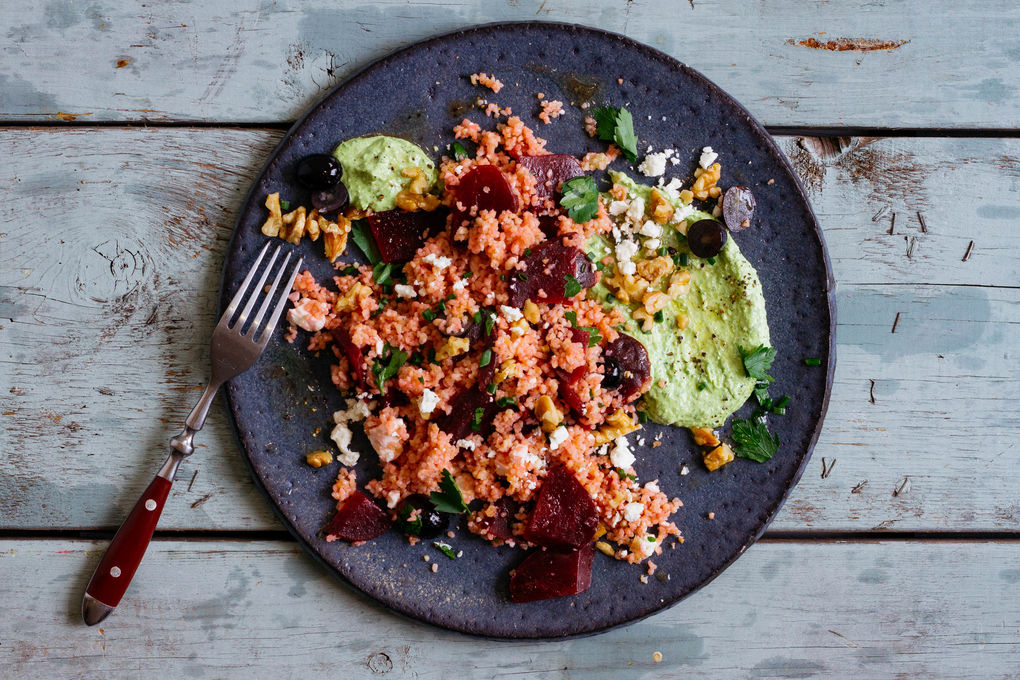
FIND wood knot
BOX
[368,652,393,674]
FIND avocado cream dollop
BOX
[332,136,437,211]
[587,174,770,429]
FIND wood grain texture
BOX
[1,129,1017,533]
[2,0,1019,127]
[1,539,1017,678]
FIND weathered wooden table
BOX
[2,2,1017,677]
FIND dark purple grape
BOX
[687,219,728,259]
[722,185,756,232]
[395,494,449,539]
[602,335,651,400]
[310,182,349,214]
[295,154,342,190]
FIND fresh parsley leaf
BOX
[422,309,436,323]
[637,410,649,424]
[339,265,360,276]
[472,311,482,324]
[565,311,578,327]
[564,274,583,298]
[560,176,600,224]
[697,382,707,392]
[471,406,485,432]
[370,344,408,395]
[479,348,493,367]
[592,106,638,161]
[395,503,422,536]
[372,262,393,285]
[279,199,291,212]
[753,381,771,406]
[740,345,777,384]
[433,541,458,559]
[730,418,779,462]
[450,141,468,161]
[350,220,382,265]
[430,469,468,514]
[615,467,636,481]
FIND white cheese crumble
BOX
[512,444,545,469]
[394,283,417,299]
[680,464,690,476]
[417,388,439,416]
[623,502,645,523]
[452,278,468,292]
[638,220,662,238]
[286,298,327,332]
[500,305,523,322]
[625,196,646,223]
[455,438,477,451]
[610,436,636,469]
[423,253,452,270]
[608,200,629,216]
[644,238,661,251]
[330,400,372,465]
[699,146,718,169]
[638,152,669,177]
[548,425,569,450]
[386,490,401,509]
[645,480,660,492]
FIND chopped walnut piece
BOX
[534,395,564,433]
[690,426,720,447]
[691,163,721,200]
[323,216,351,262]
[666,270,691,297]
[261,192,284,237]
[306,450,333,468]
[636,256,673,286]
[592,409,640,445]
[395,167,441,212]
[280,206,307,244]
[648,189,675,224]
[703,443,734,471]
[435,336,470,361]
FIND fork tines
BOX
[221,242,303,345]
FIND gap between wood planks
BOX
[1,528,1018,542]
[1,120,1019,138]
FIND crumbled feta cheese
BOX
[680,464,690,476]
[626,197,646,223]
[329,423,359,466]
[423,253,452,270]
[286,298,328,332]
[672,202,696,224]
[616,239,639,263]
[510,324,525,336]
[386,491,401,509]
[623,502,645,522]
[500,305,523,322]
[512,444,545,469]
[608,200,629,216]
[619,260,637,276]
[631,534,657,557]
[417,389,439,416]
[394,283,417,299]
[638,220,662,238]
[644,238,661,251]
[610,437,636,469]
[638,152,668,177]
[699,146,718,169]
[548,425,569,450]
[452,278,468,291]
[365,418,405,463]
[455,438,477,451]
[645,480,660,492]
[662,177,685,195]
[375,339,384,355]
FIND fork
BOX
[81,242,302,626]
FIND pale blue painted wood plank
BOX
[1,129,1017,533]
[0,539,1017,678]
[1,0,1018,127]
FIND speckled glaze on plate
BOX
[219,22,835,639]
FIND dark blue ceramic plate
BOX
[220,22,835,639]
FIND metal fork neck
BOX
[185,382,222,432]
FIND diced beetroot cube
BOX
[603,334,651,400]
[475,497,517,542]
[367,208,448,264]
[333,328,367,389]
[517,154,584,199]
[568,326,590,347]
[506,241,597,306]
[454,165,519,218]
[509,544,594,603]
[324,491,392,543]
[558,365,588,418]
[523,465,600,549]
[434,385,496,440]
[537,215,560,238]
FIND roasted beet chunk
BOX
[333,328,367,390]
[367,208,448,264]
[517,154,584,199]
[509,544,594,603]
[434,385,497,440]
[507,241,597,306]
[558,365,588,418]
[324,491,392,543]
[454,164,519,217]
[602,334,651,400]
[475,497,517,541]
[523,465,600,549]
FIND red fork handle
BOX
[82,472,173,625]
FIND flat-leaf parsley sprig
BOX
[559,176,600,224]
[592,106,639,161]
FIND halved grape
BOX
[310,182,349,214]
[687,219,728,258]
[722,185,756,232]
[296,154,342,190]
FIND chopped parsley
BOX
[740,345,776,406]
[616,467,636,481]
[486,383,498,394]
[564,311,602,346]
[479,348,493,367]
[339,265,359,276]
[484,311,495,336]
[564,274,583,298]
[804,357,822,366]
[637,410,649,424]
[279,199,291,212]
[422,309,436,323]
[433,541,458,559]
[449,141,468,160]
[706,256,716,265]
[653,310,664,323]
[496,396,517,409]
[471,406,485,432]
[372,262,394,285]
[395,503,422,536]
[429,469,468,514]
[370,343,408,396]
[462,271,472,278]
[592,106,638,161]
[730,418,779,462]
[697,382,707,392]
[559,176,600,224]
[350,220,382,265]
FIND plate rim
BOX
[219,19,837,639]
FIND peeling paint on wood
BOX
[787,37,911,52]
